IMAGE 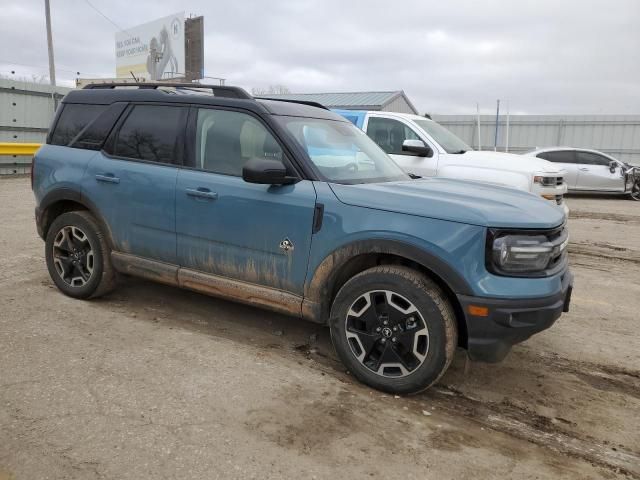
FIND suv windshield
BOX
[413,119,472,154]
[277,116,410,184]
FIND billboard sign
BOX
[116,12,185,80]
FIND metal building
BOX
[1,78,72,174]
[265,91,418,114]
[431,114,640,166]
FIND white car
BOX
[334,110,569,214]
[525,147,640,200]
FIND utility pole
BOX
[44,0,56,86]
[476,102,482,151]
[505,100,510,153]
[494,99,500,152]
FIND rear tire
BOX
[45,211,116,299]
[329,265,457,394]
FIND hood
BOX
[445,151,565,175]
[330,177,566,229]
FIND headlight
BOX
[488,227,568,276]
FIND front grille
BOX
[540,176,564,187]
[547,226,569,270]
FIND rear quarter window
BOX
[70,103,127,151]
[49,104,107,146]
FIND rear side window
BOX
[49,104,106,146]
[113,105,186,164]
[537,150,575,163]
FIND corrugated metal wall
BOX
[382,96,416,114]
[0,79,71,174]
[431,114,640,166]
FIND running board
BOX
[110,252,309,320]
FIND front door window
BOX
[366,117,421,155]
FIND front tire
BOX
[329,266,458,394]
[45,211,116,299]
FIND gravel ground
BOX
[1,177,639,480]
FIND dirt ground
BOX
[1,176,639,480]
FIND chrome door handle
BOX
[95,173,120,184]
[579,167,589,171]
[186,188,218,200]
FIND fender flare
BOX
[302,239,473,322]
[38,188,114,247]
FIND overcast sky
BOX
[2,0,639,114]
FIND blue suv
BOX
[32,83,573,394]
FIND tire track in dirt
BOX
[569,242,640,264]
[526,351,640,399]
[420,385,640,479]
[570,210,640,224]
[293,344,640,478]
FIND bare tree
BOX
[251,84,291,96]
[0,73,49,84]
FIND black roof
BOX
[61,83,345,121]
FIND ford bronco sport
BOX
[32,83,573,394]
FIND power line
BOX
[0,59,100,76]
[82,0,130,35]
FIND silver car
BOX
[526,147,639,200]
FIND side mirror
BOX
[609,160,617,173]
[402,139,433,158]
[242,158,296,185]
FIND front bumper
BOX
[456,269,573,362]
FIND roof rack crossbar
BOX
[82,82,252,99]
[254,96,329,110]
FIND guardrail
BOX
[0,143,41,156]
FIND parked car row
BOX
[333,109,640,202]
[32,83,573,394]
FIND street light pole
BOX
[494,99,500,152]
[44,0,56,86]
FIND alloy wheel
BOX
[345,290,429,378]
[52,225,94,287]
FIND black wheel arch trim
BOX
[37,188,115,248]
[303,239,473,322]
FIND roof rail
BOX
[82,82,252,99]
[254,96,329,110]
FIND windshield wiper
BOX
[408,173,422,179]
[451,149,467,154]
